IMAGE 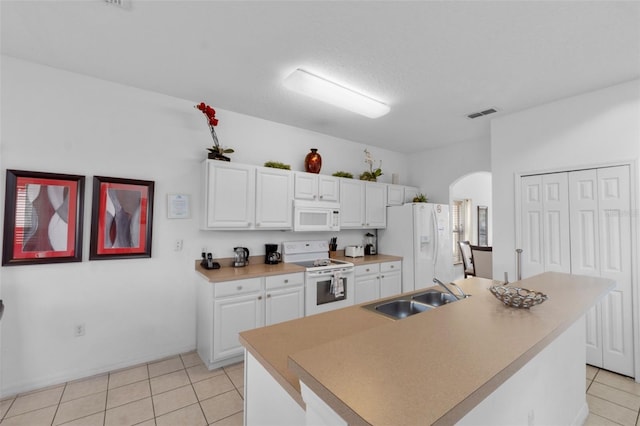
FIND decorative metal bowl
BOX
[489,285,548,309]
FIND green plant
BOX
[412,193,428,203]
[332,171,353,178]
[264,161,291,170]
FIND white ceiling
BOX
[2,1,639,154]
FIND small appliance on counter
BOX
[345,245,364,257]
[265,243,281,264]
[233,247,250,267]
[200,252,221,270]
[364,232,377,255]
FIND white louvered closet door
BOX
[520,173,571,278]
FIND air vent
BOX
[104,0,132,9]
[466,107,499,120]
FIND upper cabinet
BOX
[202,161,292,230]
[340,180,387,229]
[255,167,294,229]
[202,161,255,229]
[203,161,414,231]
[294,172,339,202]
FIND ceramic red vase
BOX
[304,148,322,173]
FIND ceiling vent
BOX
[104,0,132,9]
[466,108,498,120]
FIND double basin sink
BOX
[363,290,463,320]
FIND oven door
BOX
[305,268,354,315]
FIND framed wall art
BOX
[2,169,85,266]
[89,176,155,260]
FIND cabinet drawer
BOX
[381,261,401,273]
[265,272,304,290]
[214,277,262,298]
[355,263,380,276]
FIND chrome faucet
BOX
[433,278,468,300]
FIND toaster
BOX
[345,245,364,257]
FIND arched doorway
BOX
[449,171,492,279]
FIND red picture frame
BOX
[89,176,154,260]
[2,170,85,266]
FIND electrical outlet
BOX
[174,239,183,251]
[74,323,86,337]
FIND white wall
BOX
[408,137,491,204]
[0,56,410,395]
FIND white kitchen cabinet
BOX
[265,273,305,326]
[198,273,304,369]
[212,278,264,361]
[354,261,402,304]
[340,180,387,229]
[294,172,340,202]
[202,160,255,229]
[354,263,380,304]
[379,261,402,298]
[519,165,633,377]
[387,185,404,206]
[255,167,293,229]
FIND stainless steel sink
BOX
[371,299,433,319]
[411,290,458,306]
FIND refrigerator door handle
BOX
[432,207,438,267]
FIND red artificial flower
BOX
[196,102,219,126]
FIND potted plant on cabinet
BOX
[195,102,234,161]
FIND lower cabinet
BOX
[197,272,304,369]
[354,261,402,304]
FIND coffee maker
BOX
[265,243,281,264]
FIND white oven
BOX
[293,200,340,232]
[282,240,355,316]
[305,266,355,315]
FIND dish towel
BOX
[332,271,344,297]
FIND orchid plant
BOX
[195,102,234,160]
[360,149,383,181]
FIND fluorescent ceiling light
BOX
[283,69,390,119]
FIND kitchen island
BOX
[239,272,614,425]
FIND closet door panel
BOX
[597,166,633,376]
[569,170,600,276]
[521,176,544,278]
[542,173,571,273]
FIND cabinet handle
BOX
[284,279,289,283]
[390,265,395,269]
[319,195,324,199]
[237,285,243,291]
[256,223,260,227]
[267,294,271,298]
[381,275,385,278]
[258,296,263,300]
[313,195,317,199]
[366,268,370,272]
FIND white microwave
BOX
[293,200,340,232]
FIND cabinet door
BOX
[318,176,340,202]
[294,172,318,200]
[204,161,255,229]
[266,285,305,326]
[214,293,264,360]
[387,185,404,206]
[255,167,293,229]
[354,274,380,304]
[380,272,401,299]
[340,180,365,228]
[365,183,387,228]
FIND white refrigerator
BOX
[378,203,453,293]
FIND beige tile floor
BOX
[2,358,639,426]
[0,351,243,426]
[585,364,640,426]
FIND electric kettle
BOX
[233,247,250,267]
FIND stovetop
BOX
[293,258,353,269]
[282,240,353,271]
